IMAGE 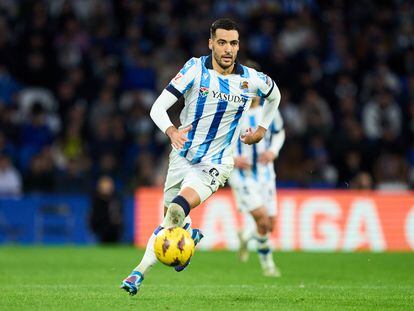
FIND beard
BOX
[213,51,235,70]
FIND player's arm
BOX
[259,110,285,164]
[234,156,251,169]
[241,76,281,145]
[259,129,285,164]
[150,58,197,149]
[149,91,191,149]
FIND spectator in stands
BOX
[19,102,54,171]
[0,153,21,195]
[23,147,55,192]
[362,89,402,144]
[0,63,22,106]
[89,175,123,243]
[350,172,374,190]
[0,0,412,192]
[374,152,410,191]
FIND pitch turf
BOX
[0,247,413,310]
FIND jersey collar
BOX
[205,55,244,75]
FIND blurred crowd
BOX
[0,0,413,194]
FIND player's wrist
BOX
[254,127,266,142]
[165,126,177,138]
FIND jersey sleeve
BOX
[165,58,198,99]
[254,70,275,98]
[269,109,284,134]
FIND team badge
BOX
[199,87,209,97]
[240,81,249,92]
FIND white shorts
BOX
[229,172,277,216]
[163,150,233,207]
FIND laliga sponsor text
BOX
[135,189,414,252]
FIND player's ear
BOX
[208,38,212,51]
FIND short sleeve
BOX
[165,58,198,99]
[254,71,275,98]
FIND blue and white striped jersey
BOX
[166,55,276,165]
[233,106,284,182]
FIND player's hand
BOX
[234,156,251,169]
[166,125,192,150]
[240,127,266,145]
[258,151,276,164]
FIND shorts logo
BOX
[202,168,219,186]
[199,87,209,97]
[209,168,219,186]
[209,168,219,177]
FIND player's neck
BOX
[212,57,235,76]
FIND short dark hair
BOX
[210,18,239,38]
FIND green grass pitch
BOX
[1,247,413,310]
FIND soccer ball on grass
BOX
[154,227,195,266]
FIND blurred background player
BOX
[229,94,285,277]
[121,18,281,296]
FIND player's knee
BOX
[268,219,275,233]
[256,217,268,235]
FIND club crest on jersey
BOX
[199,87,209,97]
[240,81,249,92]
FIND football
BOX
[154,227,195,266]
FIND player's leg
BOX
[162,186,199,228]
[174,162,232,271]
[130,207,194,274]
[236,198,253,262]
[121,151,187,295]
[249,207,277,276]
[173,161,232,229]
[232,178,262,262]
[128,187,203,280]
[120,207,176,295]
[256,184,281,277]
[122,163,217,292]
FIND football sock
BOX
[133,226,161,275]
[255,233,276,271]
[172,195,190,216]
[255,233,271,256]
[183,215,193,235]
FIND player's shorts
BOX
[163,150,233,207]
[228,172,277,217]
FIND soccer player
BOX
[121,18,281,296]
[229,95,285,277]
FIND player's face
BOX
[209,29,239,70]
